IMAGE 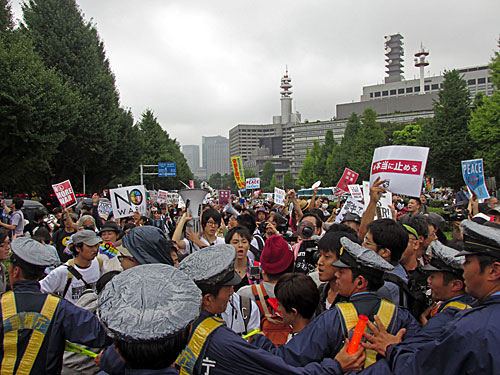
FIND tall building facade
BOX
[181,145,200,174]
[203,136,230,179]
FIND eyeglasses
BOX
[118,255,135,263]
[205,221,219,227]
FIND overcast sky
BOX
[11,0,500,149]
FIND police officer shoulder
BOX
[251,237,421,370]
[177,243,360,375]
[1,237,110,374]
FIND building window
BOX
[370,92,373,98]
[488,77,492,82]
[382,90,388,97]
[375,91,381,97]
[406,87,413,93]
[398,88,405,94]
[431,84,439,90]
[390,89,396,95]
[478,78,486,84]
[468,79,476,85]
[424,85,430,91]
[415,87,420,92]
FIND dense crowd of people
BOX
[1,181,500,374]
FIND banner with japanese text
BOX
[369,146,429,197]
[336,168,359,193]
[231,156,246,190]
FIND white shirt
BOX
[180,236,225,255]
[221,294,260,335]
[40,258,102,303]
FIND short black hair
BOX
[32,227,51,244]
[441,271,465,290]
[351,268,384,292]
[300,212,322,229]
[409,197,422,206]
[408,215,430,238]
[201,208,221,228]
[225,226,251,244]
[12,197,24,210]
[318,230,360,256]
[477,254,500,274]
[236,214,257,234]
[114,325,191,370]
[367,219,409,264]
[275,273,319,320]
[0,228,9,243]
[196,282,224,298]
[10,254,45,280]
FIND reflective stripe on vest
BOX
[1,292,60,375]
[176,317,224,375]
[441,301,471,312]
[336,299,396,368]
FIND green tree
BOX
[133,110,193,189]
[208,173,223,189]
[0,0,13,31]
[469,43,500,180]
[22,0,135,190]
[267,175,278,192]
[379,121,406,145]
[419,70,473,187]
[283,171,294,190]
[328,113,361,183]
[244,168,258,178]
[260,161,275,188]
[222,173,237,192]
[318,130,338,184]
[393,124,423,146]
[297,141,321,188]
[0,29,80,193]
[350,109,386,181]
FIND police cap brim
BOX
[332,259,351,268]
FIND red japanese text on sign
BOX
[371,160,422,175]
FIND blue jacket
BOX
[384,292,500,374]
[252,292,421,367]
[125,368,178,374]
[184,309,345,375]
[0,280,110,375]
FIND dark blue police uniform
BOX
[0,280,109,375]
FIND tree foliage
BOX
[419,70,473,188]
[283,171,294,190]
[469,43,500,180]
[393,124,423,146]
[261,161,275,189]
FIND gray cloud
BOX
[11,0,500,147]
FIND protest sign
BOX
[348,184,363,201]
[246,177,260,189]
[189,180,194,189]
[231,156,246,190]
[369,145,429,197]
[462,158,490,200]
[335,197,365,223]
[51,180,77,208]
[363,181,393,219]
[109,185,147,219]
[166,192,180,205]
[336,168,359,193]
[97,201,113,220]
[274,187,286,206]
[99,242,119,258]
[218,190,231,206]
[157,189,168,204]
[148,190,158,203]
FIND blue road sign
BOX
[158,162,176,177]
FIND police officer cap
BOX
[456,220,500,258]
[422,241,464,276]
[178,244,242,286]
[332,237,394,278]
[11,237,59,267]
[342,213,361,225]
[98,264,201,342]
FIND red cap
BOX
[260,235,294,274]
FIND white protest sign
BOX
[157,190,168,204]
[369,145,429,197]
[274,187,286,206]
[148,190,158,203]
[348,184,363,201]
[335,197,365,223]
[245,177,260,189]
[97,201,113,220]
[51,180,77,208]
[363,181,393,219]
[178,196,185,209]
[166,192,180,205]
[109,185,147,219]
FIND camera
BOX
[297,221,315,239]
[248,266,261,281]
[443,202,469,222]
[258,221,267,233]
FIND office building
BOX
[203,136,230,179]
[181,145,200,174]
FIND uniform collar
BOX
[12,280,41,292]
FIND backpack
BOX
[62,257,103,298]
[383,273,429,320]
[251,284,292,347]
[250,235,265,261]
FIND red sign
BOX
[371,160,422,176]
[336,168,359,193]
[189,180,194,189]
[218,190,231,206]
[51,180,77,208]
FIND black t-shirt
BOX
[51,227,76,262]
[294,240,318,274]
